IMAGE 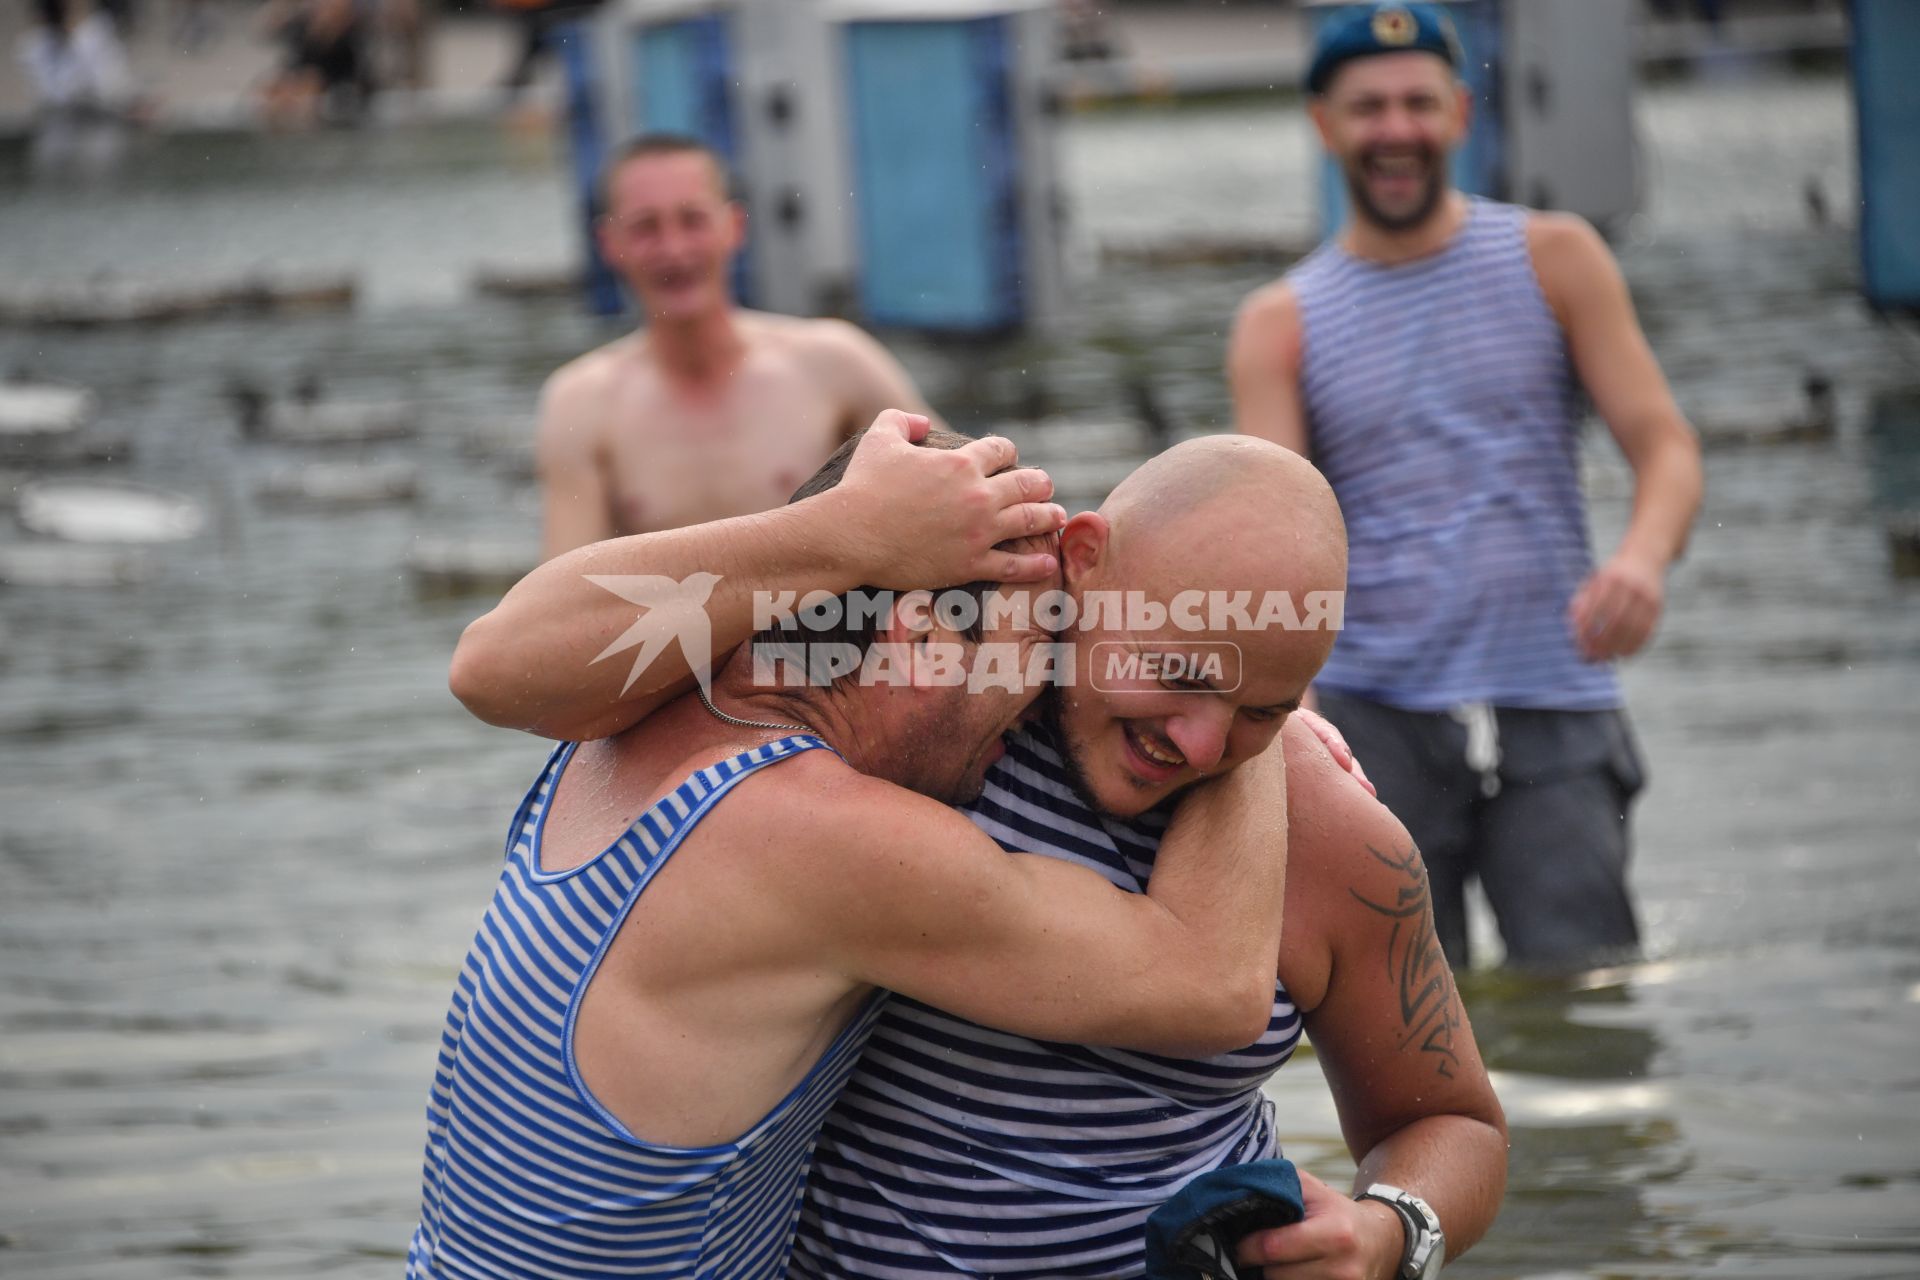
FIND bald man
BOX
[407,422,1314,1279]
[452,422,1508,1280]
[537,135,936,559]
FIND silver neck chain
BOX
[696,681,812,736]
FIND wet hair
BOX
[597,133,736,213]
[750,428,1009,667]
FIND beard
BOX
[1040,688,1185,823]
[1037,687,1114,817]
[1343,146,1448,233]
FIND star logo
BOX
[1373,7,1417,46]
[584,572,724,695]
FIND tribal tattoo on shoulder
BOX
[1351,844,1462,1078]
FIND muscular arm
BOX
[784,738,1289,1057]
[1240,740,1507,1277]
[1313,837,1507,1266]
[535,365,620,562]
[1530,213,1704,662]
[452,414,1063,740]
[1229,281,1312,460]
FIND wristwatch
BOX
[1355,1183,1444,1279]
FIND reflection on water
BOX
[3,70,1920,1279]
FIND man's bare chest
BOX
[598,376,847,532]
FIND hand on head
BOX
[826,410,1066,592]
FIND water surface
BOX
[2,69,1917,1279]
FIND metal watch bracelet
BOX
[1354,1183,1443,1279]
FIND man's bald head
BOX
[1047,436,1348,818]
[1097,436,1347,625]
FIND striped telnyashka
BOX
[790,725,1303,1279]
[407,734,884,1280]
[1292,196,1621,713]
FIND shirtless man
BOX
[453,423,1509,1280]
[408,418,1330,1279]
[536,134,935,558]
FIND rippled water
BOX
[2,70,1918,1278]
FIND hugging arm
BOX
[783,740,1290,1057]
[451,412,1063,741]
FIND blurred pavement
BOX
[1,0,1850,132]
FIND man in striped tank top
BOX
[1233,3,1704,973]
[455,425,1511,1278]
[412,416,1342,1279]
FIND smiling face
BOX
[1042,438,1347,819]
[1050,602,1326,818]
[597,147,744,323]
[1312,51,1469,234]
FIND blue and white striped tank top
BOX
[789,725,1303,1278]
[1290,196,1620,711]
[407,734,885,1280]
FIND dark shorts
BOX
[1317,690,1647,972]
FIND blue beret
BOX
[1307,3,1463,95]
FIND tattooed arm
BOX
[1238,726,1508,1278]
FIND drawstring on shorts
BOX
[1450,702,1502,798]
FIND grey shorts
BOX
[1316,690,1647,972]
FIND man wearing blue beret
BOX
[1235,3,1703,975]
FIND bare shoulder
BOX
[1229,279,1303,367]
[1525,210,1618,295]
[719,748,975,863]
[730,309,839,349]
[550,332,641,390]
[1280,712,1402,863]
[1236,277,1301,329]
[1277,714,1423,1009]
[753,312,924,424]
[794,314,886,356]
[729,311,859,370]
[541,334,641,416]
[787,315,903,386]
[1525,207,1608,256]
[711,752,1006,927]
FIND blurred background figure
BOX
[1059,0,1120,61]
[495,0,602,96]
[380,0,431,94]
[534,135,935,560]
[1232,2,1704,973]
[15,0,138,174]
[256,0,371,127]
[17,0,135,118]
